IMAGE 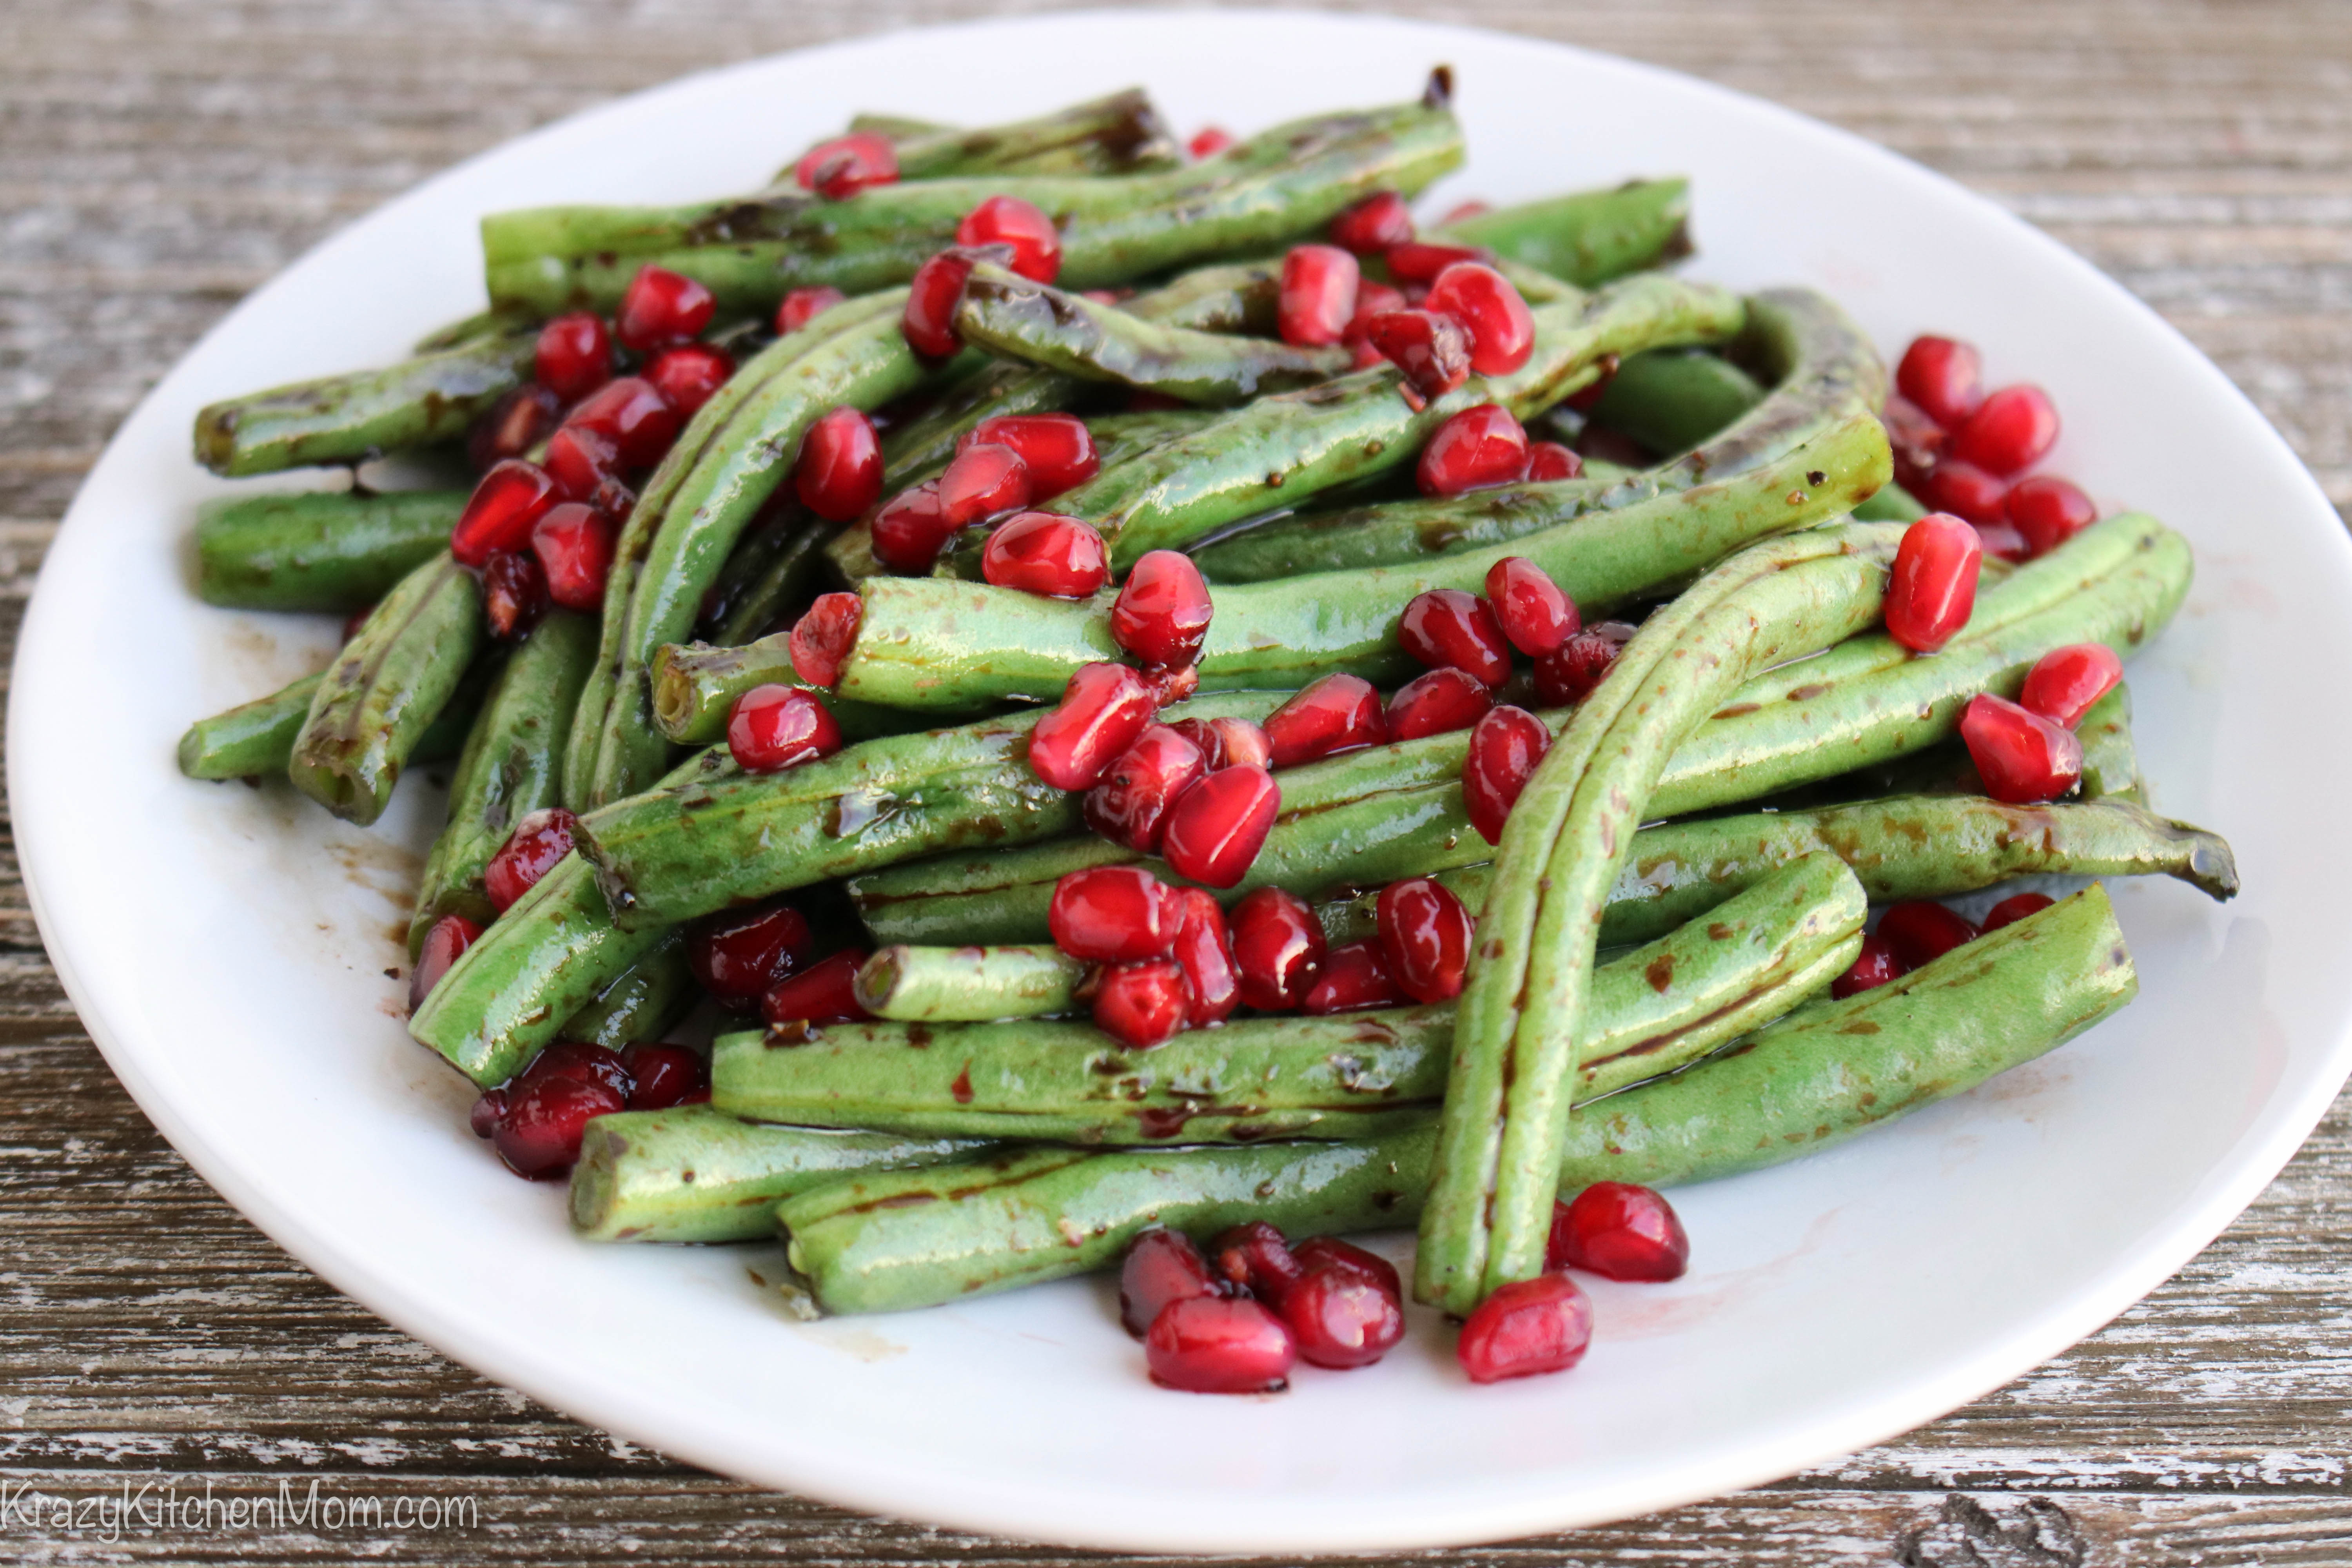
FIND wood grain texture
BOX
[3,1,2349,1561]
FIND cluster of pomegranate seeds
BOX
[615,265,715,353]
[1834,891,2056,997]
[482,550,549,639]
[1417,403,1529,496]
[1463,704,1551,845]
[1122,1221,1406,1392]
[1376,877,1473,1002]
[535,313,612,402]
[485,807,577,912]
[981,512,1109,597]
[690,901,816,1008]
[1891,333,2088,559]
[787,592,861,686]
[1263,673,1387,768]
[1186,125,1235,160]
[795,131,899,200]
[793,406,884,522]
[473,1040,711,1180]
[531,503,619,611]
[1278,244,1361,348]
[957,195,1062,282]
[776,284,848,336]
[1884,512,1984,653]
[409,913,483,1011]
[761,949,873,1030]
[726,684,846,773]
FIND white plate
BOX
[13,9,2346,1553]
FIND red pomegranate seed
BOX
[1030,662,1156,791]
[982,512,1109,597]
[468,1089,507,1139]
[793,406,884,523]
[727,684,844,773]
[530,501,618,611]
[1876,901,1980,971]
[1147,1294,1296,1393]
[956,194,1061,283]
[2022,642,2123,728]
[1345,279,1408,340]
[1212,1220,1302,1301]
[1386,241,1490,284]
[1524,441,1582,483]
[482,550,548,640]
[1050,865,1174,962]
[1110,550,1214,671]
[1547,1181,1689,1281]
[1564,354,1620,414]
[1976,519,2034,564]
[2006,475,2097,557]
[1982,891,2057,932]
[903,250,976,358]
[1121,1229,1220,1337]
[762,949,872,1028]
[644,343,732,420]
[1399,586,1513,685]
[1164,718,1222,769]
[1950,384,2059,475]
[1485,556,1579,656]
[1147,664,1200,706]
[1330,191,1415,253]
[1896,336,1984,429]
[1882,392,1949,495]
[1161,766,1281,889]
[535,312,611,402]
[1923,457,2010,528]
[566,376,679,466]
[1278,244,1360,348]
[1376,877,1473,1004]
[494,1070,625,1178]
[409,913,483,1012]
[1206,717,1272,772]
[1263,674,1387,768]
[1463,704,1551,845]
[519,1040,633,1098]
[1456,1273,1593,1383]
[1361,310,1472,405]
[1884,513,1983,653]
[1961,692,2083,804]
[1230,887,1325,1011]
[1423,263,1534,376]
[938,441,1033,527]
[469,384,562,472]
[1084,724,1208,852]
[1417,403,1529,499]
[1292,1236,1401,1298]
[965,413,1099,498]
[794,131,899,200]
[452,459,559,567]
[1171,889,1240,1027]
[1095,958,1191,1049]
[1283,1256,1404,1370]
[690,902,815,1006]
[777,285,848,336]
[1187,125,1234,160]
[1533,621,1634,707]
[1831,933,1907,998]
[615,265,715,353]
[1301,939,1405,1014]
[484,806,577,912]
[869,482,954,572]
[788,592,862,686]
[1386,667,1492,741]
[619,1044,708,1111]
[543,424,621,503]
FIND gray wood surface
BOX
[4,1,2348,1561]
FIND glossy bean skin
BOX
[560,934,701,1050]
[774,91,1181,186]
[193,329,537,477]
[648,632,946,746]
[178,671,475,781]
[852,944,1089,1023]
[1439,177,1690,289]
[1582,347,1764,456]
[194,489,465,612]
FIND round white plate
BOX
[13,8,2345,1553]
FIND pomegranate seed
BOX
[1161,766,1281,889]
[409,914,483,1011]
[1330,191,1415,253]
[788,592,862,686]
[1361,310,1472,404]
[1230,888,1325,1011]
[1263,674,1387,768]
[452,459,559,567]
[1922,457,2009,527]
[494,1071,626,1178]
[1278,244,1360,348]
[1831,933,1907,998]
[530,502,618,611]
[1417,403,1529,499]
[1485,557,1579,656]
[1463,704,1551,845]
[482,550,548,640]
[1884,513,1983,653]
[795,131,899,200]
[903,250,976,357]
[544,425,621,503]
[1533,621,1634,707]
[1212,1220,1303,1301]
[469,384,562,473]
[1095,958,1191,1048]
[468,1089,507,1139]
[615,265,715,353]
[1376,877,1473,1003]
[1301,939,1405,1014]
[1961,692,2083,804]
[567,379,677,471]
[1975,519,2034,564]
[1949,384,2059,475]
[1292,1236,1401,1299]
[728,684,844,773]
[1896,336,1984,430]
[689,902,814,1006]
[1283,1256,1405,1369]
[2006,475,2097,557]
[619,1043,708,1111]
[1147,663,1200,706]
[1456,1273,1593,1383]
[1386,241,1490,284]
[1121,1229,1220,1337]
[956,194,1061,283]
[2022,642,2123,728]
[520,1040,633,1098]
[1030,662,1157,791]
[1882,392,1948,495]
[1386,667,1492,740]
[762,949,872,1028]
[1050,865,1174,962]
[1423,263,1534,376]
[1345,279,1408,339]
[794,406,884,523]
[1187,125,1234,160]
[1982,891,2057,932]
[1399,586,1513,685]
[1171,889,1240,1027]
[869,482,955,572]
[1207,717,1271,772]
[484,806,577,912]
[1147,1294,1295,1393]
[1524,441,1582,483]
[777,285,848,336]
[1084,724,1208,852]
[981,511,1109,598]
[1876,901,1980,970]
[964,413,1099,498]
[938,441,1033,527]
[535,312,612,402]
[1547,1181,1689,1281]
[1564,354,1620,414]
[1110,550,1214,671]
[645,341,733,418]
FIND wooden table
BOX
[4,2,2347,1561]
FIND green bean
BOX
[780,886,2133,1313]
[648,635,954,746]
[560,933,698,1049]
[194,488,464,612]
[193,330,537,477]
[1442,178,1692,289]
[179,673,329,780]
[851,943,1088,1022]
[2076,684,2141,802]
[413,307,537,354]
[1584,348,1763,454]
[571,1105,993,1244]
[781,90,1180,184]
